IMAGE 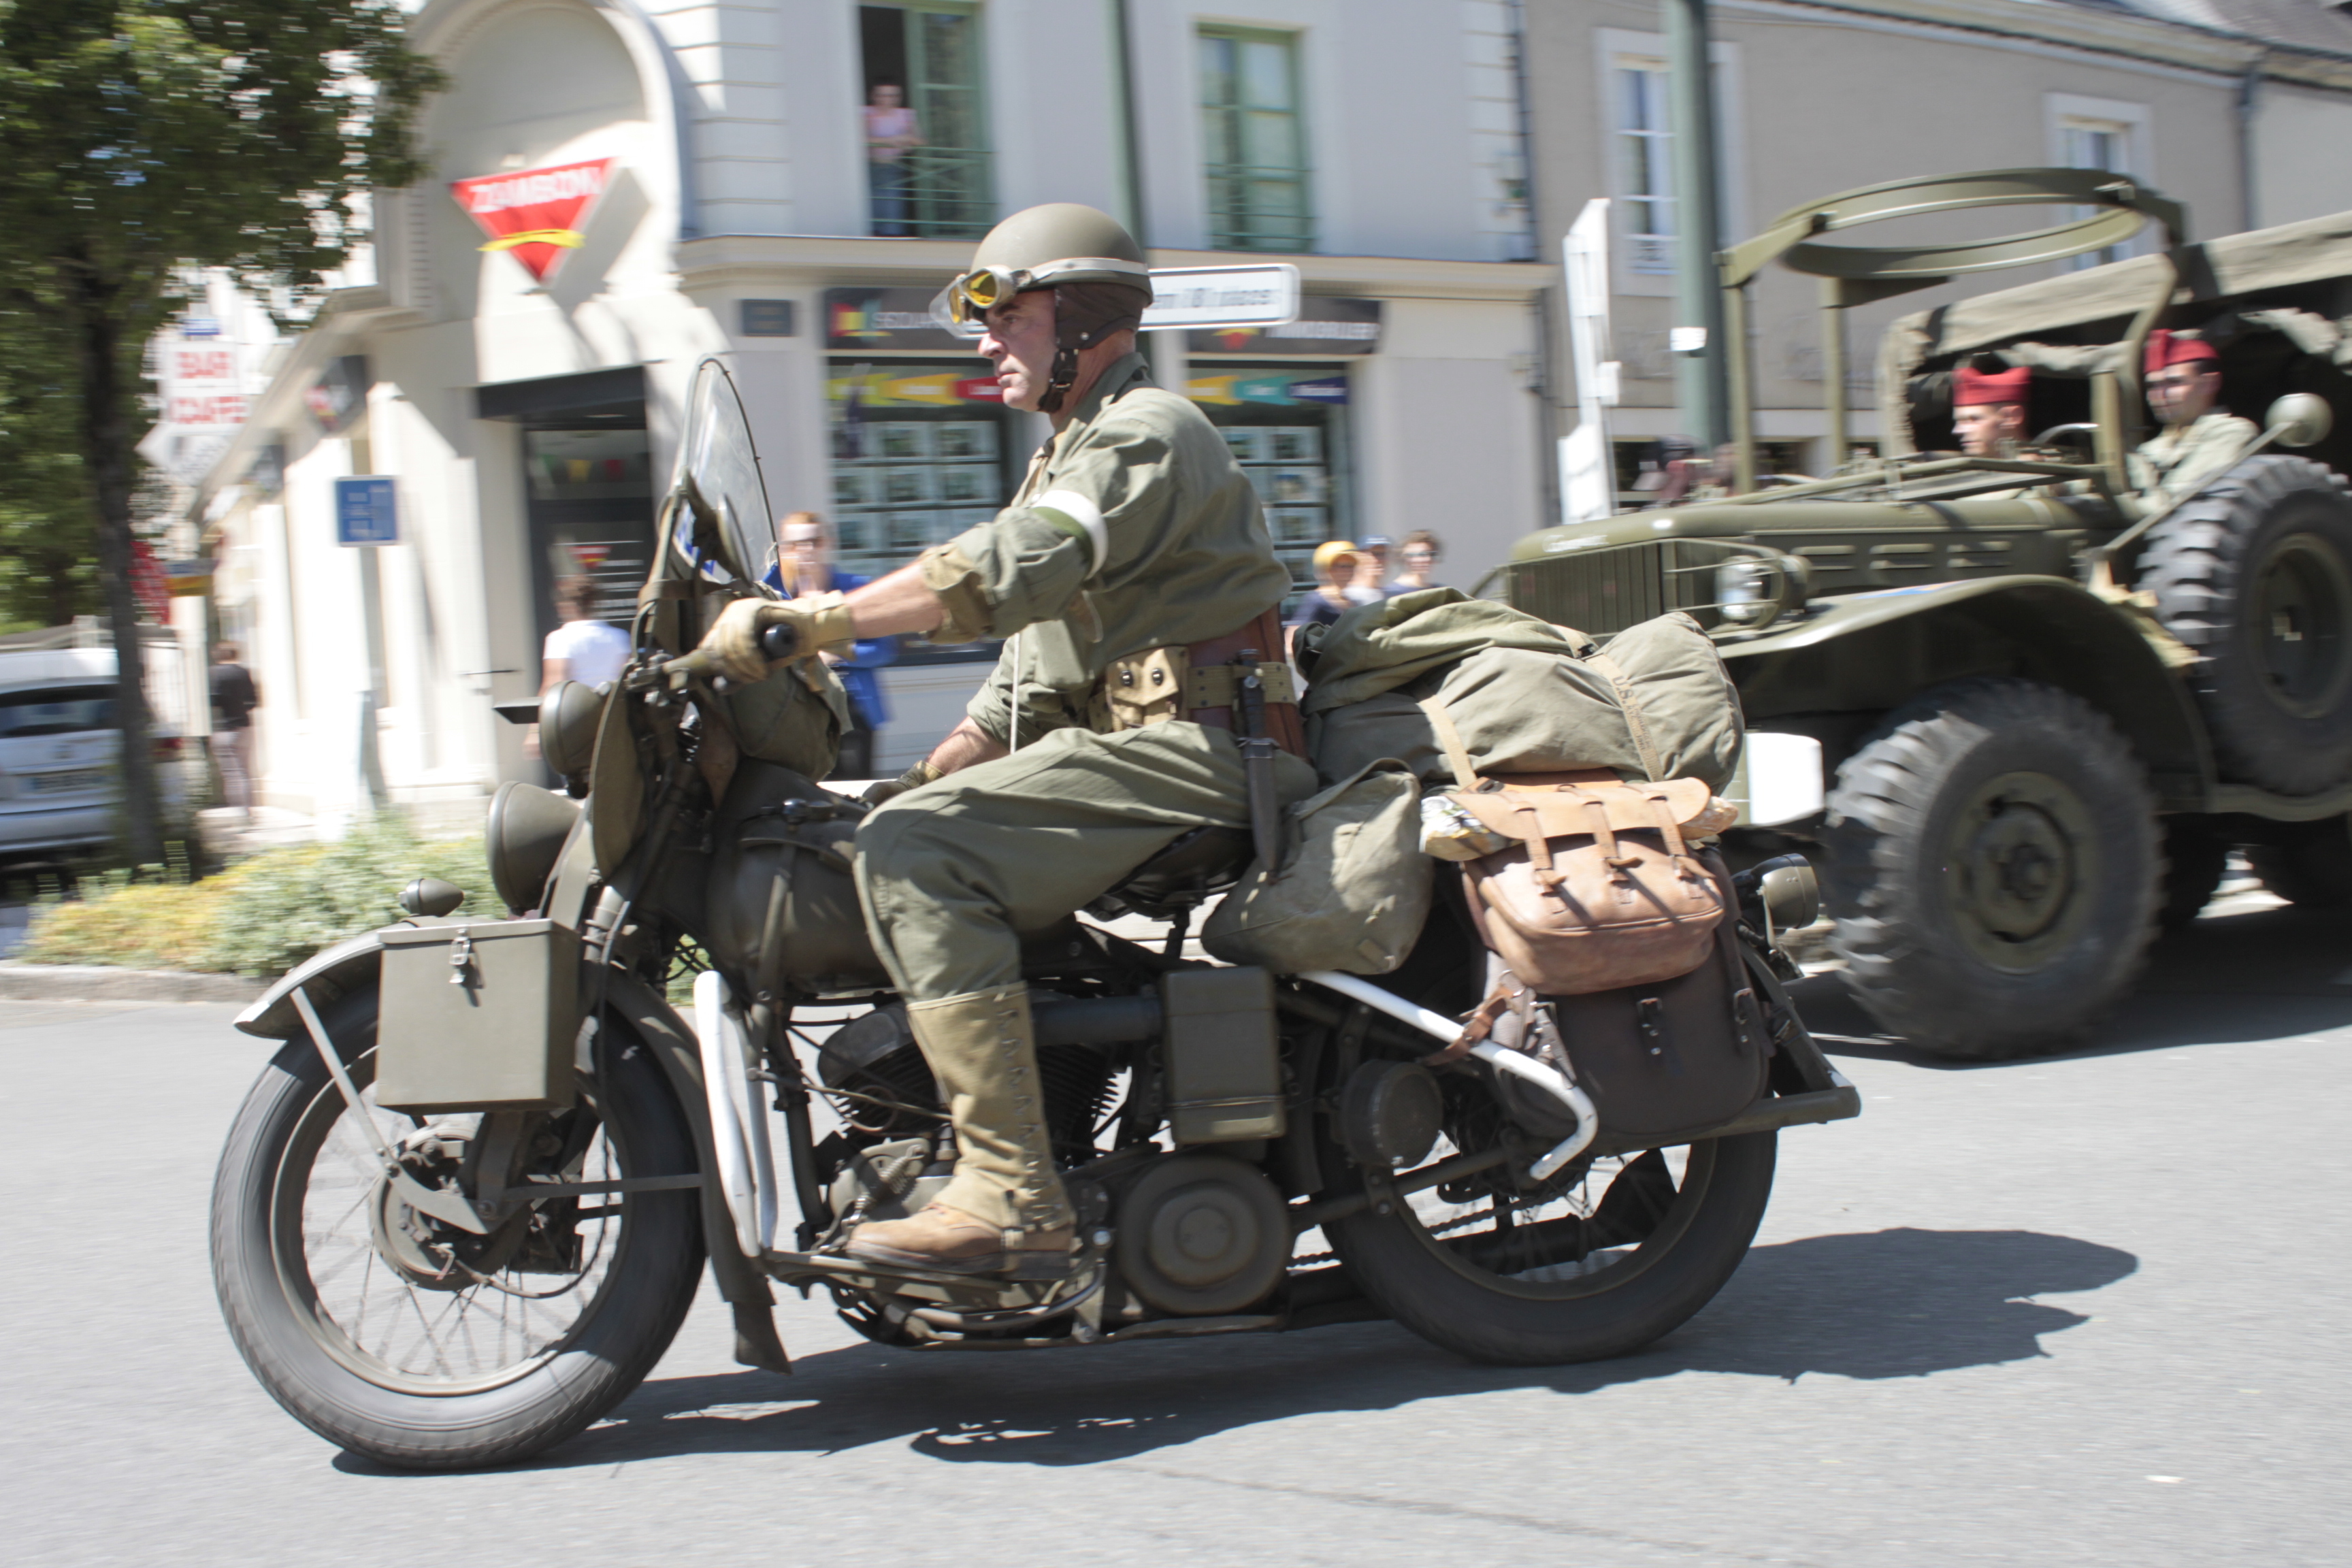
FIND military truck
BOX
[1500,168,2352,1059]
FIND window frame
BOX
[1196,23,1314,255]
[1592,29,1745,300]
[2046,92,2154,270]
[860,0,997,241]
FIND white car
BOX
[0,648,185,862]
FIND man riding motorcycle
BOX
[695,202,1317,1279]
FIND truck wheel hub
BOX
[1941,770,2098,970]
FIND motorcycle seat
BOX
[1088,825,1253,921]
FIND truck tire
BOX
[1824,679,2160,1060]
[2134,456,2352,795]
[2245,815,2352,909]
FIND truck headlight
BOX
[1716,557,1776,623]
[1714,553,1807,626]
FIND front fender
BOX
[1723,574,2214,806]
[233,931,389,1042]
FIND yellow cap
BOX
[1312,540,1362,573]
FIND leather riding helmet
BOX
[934,203,1154,412]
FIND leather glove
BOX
[861,758,943,805]
[700,593,853,683]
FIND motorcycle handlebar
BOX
[659,617,802,681]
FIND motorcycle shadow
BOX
[488,1225,2136,1473]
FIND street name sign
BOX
[335,476,400,546]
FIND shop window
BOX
[860,3,994,240]
[1185,364,1352,595]
[828,357,1024,652]
[522,427,656,647]
[1198,26,1312,254]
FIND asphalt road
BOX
[7,896,2349,1567]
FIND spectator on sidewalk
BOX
[1392,530,1443,591]
[208,642,260,817]
[1287,541,1366,632]
[1348,534,1395,602]
[529,576,630,760]
[764,511,899,778]
[541,576,631,691]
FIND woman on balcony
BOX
[864,83,924,236]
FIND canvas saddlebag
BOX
[1200,758,1431,975]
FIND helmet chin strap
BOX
[1032,283,1146,415]
[1037,344,1080,415]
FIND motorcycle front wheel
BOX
[1329,1130,1777,1366]
[210,984,704,1469]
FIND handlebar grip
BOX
[758,621,802,661]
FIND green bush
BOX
[20,815,498,979]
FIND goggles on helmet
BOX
[927,256,1153,336]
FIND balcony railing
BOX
[1205,162,1313,252]
[872,146,996,241]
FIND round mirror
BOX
[2266,392,2334,449]
[664,359,776,585]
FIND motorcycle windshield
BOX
[665,359,775,587]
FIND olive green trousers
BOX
[854,721,1316,1000]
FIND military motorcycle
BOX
[210,360,1858,1471]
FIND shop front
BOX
[1183,298,1379,594]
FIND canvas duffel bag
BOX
[1200,758,1431,975]
[1423,697,1733,996]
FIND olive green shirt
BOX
[917,352,1290,746]
[2129,409,2259,508]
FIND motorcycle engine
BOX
[819,1000,1119,1156]
[1113,1154,1288,1316]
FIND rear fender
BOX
[1724,575,2212,806]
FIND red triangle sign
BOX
[451,159,616,282]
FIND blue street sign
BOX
[334,476,400,546]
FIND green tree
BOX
[0,298,100,631]
[0,0,438,863]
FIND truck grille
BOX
[1503,540,1729,638]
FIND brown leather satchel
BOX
[1421,696,1732,996]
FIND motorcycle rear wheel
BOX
[1329,1130,1777,1365]
[210,984,704,1469]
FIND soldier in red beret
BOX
[2134,329,2256,506]
[1953,363,2033,457]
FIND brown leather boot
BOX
[847,1202,1074,1277]
[843,986,1077,1277]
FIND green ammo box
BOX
[1161,966,1286,1143]
[375,919,581,1115]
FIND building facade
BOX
[191,0,1554,821]
[1522,0,2352,491]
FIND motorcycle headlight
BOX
[539,679,606,794]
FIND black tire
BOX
[211,985,705,1469]
[1328,1132,1777,1366]
[2135,456,2352,794]
[2159,818,2232,932]
[2246,815,2352,909]
[1824,679,2159,1059]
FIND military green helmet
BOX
[935,203,1154,327]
